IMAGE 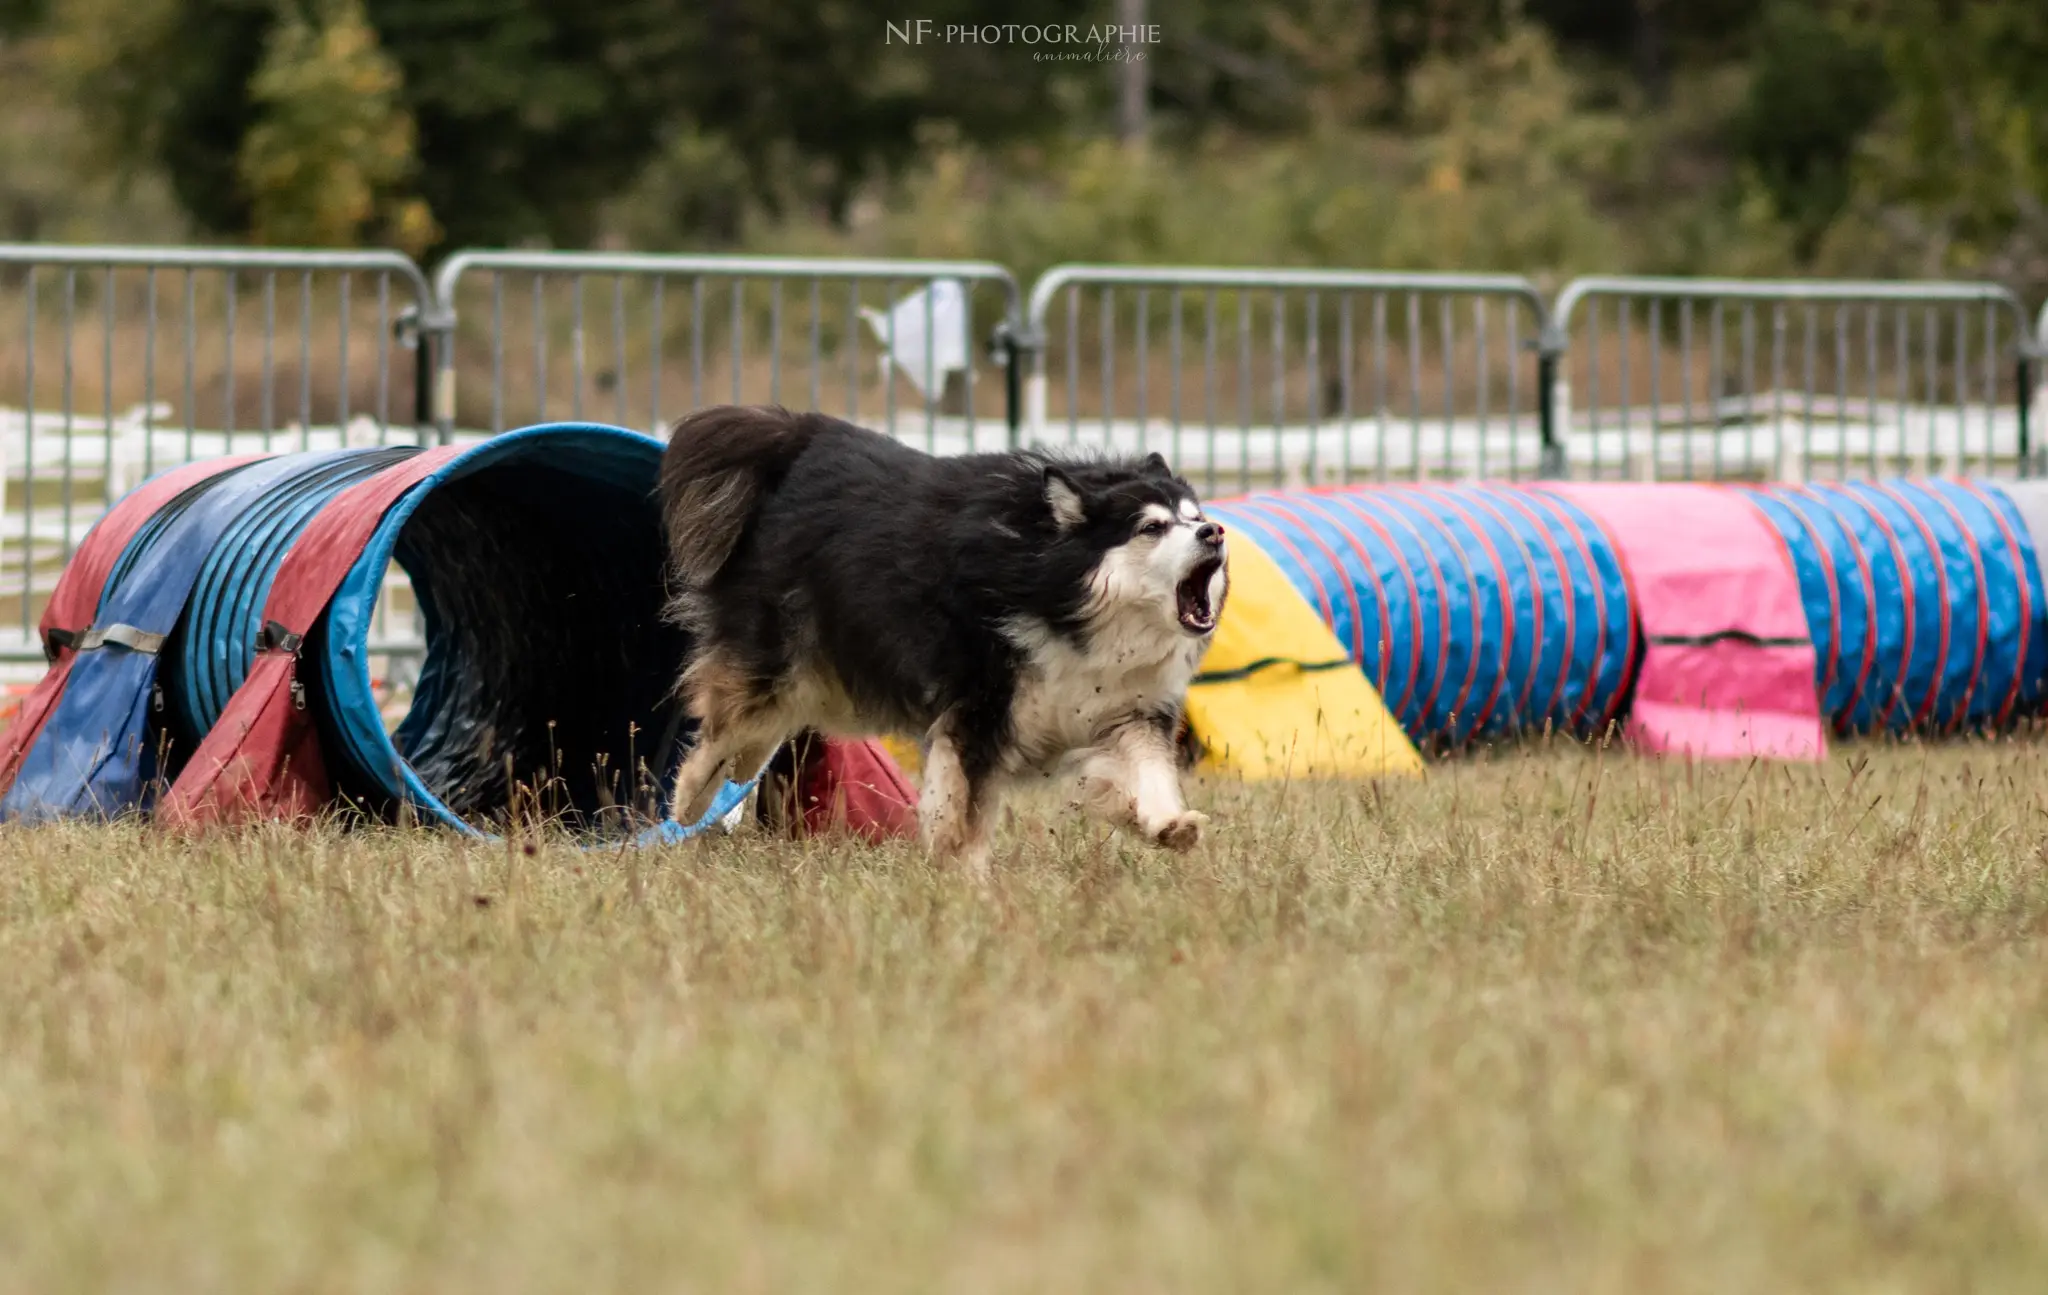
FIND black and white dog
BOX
[657,405,1229,874]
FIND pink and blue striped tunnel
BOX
[1208,479,2048,748]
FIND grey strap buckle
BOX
[255,621,305,655]
[76,623,167,655]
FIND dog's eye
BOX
[1139,519,1170,538]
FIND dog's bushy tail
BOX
[659,404,819,587]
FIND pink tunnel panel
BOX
[1543,483,1827,762]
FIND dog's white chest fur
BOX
[1001,611,1206,771]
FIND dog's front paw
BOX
[1151,810,1208,853]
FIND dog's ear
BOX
[1043,466,1087,531]
[1140,452,1172,477]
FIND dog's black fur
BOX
[657,404,1227,869]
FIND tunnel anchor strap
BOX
[254,621,306,655]
[254,621,312,710]
[74,624,167,655]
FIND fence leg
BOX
[2021,353,2038,480]
[992,317,1041,453]
[401,303,458,445]
[1537,341,1568,480]
[1774,431,1804,485]
[413,328,436,444]
[1003,333,1023,453]
[430,310,458,446]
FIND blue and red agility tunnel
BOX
[0,424,917,839]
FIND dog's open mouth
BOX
[1176,557,1223,634]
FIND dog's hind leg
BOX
[1072,719,1206,853]
[664,651,787,826]
[666,725,786,826]
[919,721,1001,882]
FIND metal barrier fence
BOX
[1020,265,1554,495]
[10,241,2048,668]
[427,251,1025,451]
[0,244,436,663]
[1545,277,2037,482]
[2039,300,2048,473]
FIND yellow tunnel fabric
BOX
[1185,534,1423,780]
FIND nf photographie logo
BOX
[885,20,1161,60]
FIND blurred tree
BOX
[1523,0,1761,72]
[357,0,704,248]
[1148,0,1764,135]
[1392,22,1625,270]
[1148,0,1324,132]
[1260,0,1394,130]
[1154,0,1492,133]
[48,0,1104,250]
[607,122,754,248]
[1730,0,1890,256]
[24,0,2047,291]
[238,0,435,252]
[0,0,45,34]
[670,0,1098,225]
[1839,0,2048,288]
[49,0,272,237]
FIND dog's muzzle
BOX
[1177,524,1225,635]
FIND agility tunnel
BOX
[1199,478,2048,766]
[1200,484,1637,758]
[0,423,916,839]
[8,429,2048,835]
[1739,481,2048,737]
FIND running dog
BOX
[657,405,1228,874]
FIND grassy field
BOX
[3,739,2048,1292]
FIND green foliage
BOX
[1731,1,1890,256]
[237,0,434,253]
[1834,0,2048,290]
[40,0,1112,250]
[48,0,273,237]
[1525,0,1765,70]
[662,0,1099,225]
[729,25,1639,286]
[606,124,757,251]
[1395,25,1627,270]
[0,30,187,242]
[0,0,46,35]
[355,0,701,249]
[11,0,2048,303]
